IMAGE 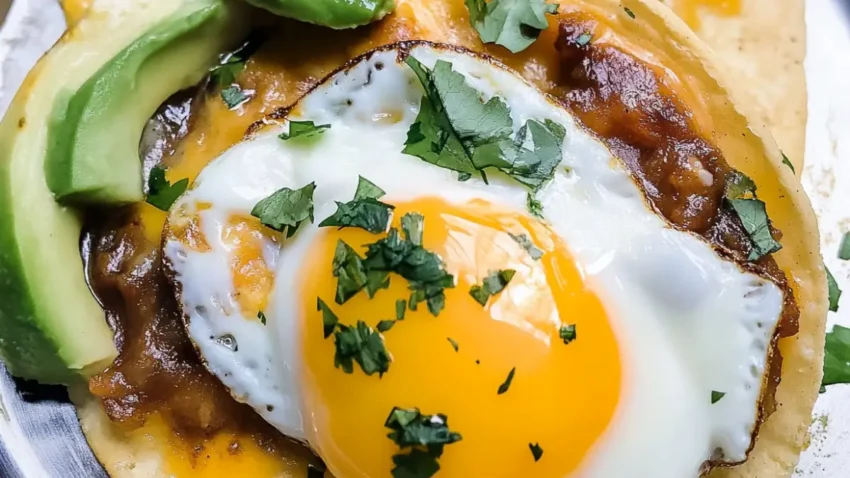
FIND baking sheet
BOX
[0,0,846,476]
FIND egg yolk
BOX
[300,197,621,477]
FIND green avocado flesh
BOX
[0,0,244,384]
[246,0,395,29]
[45,0,239,205]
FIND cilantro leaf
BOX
[396,299,407,320]
[781,152,796,174]
[727,198,782,260]
[331,240,368,304]
[354,175,386,200]
[257,311,267,325]
[509,233,543,260]
[221,85,249,109]
[279,120,331,141]
[146,166,188,211]
[251,182,315,237]
[319,198,395,234]
[317,297,339,338]
[401,212,425,246]
[391,449,441,478]
[210,58,245,87]
[823,325,850,387]
[839,233,850,260]
[465,0,558,53]
[559,324,576,345]
[529,443,544,462]
[377,320,396,332]
[501,119,565,189]
[497,366,516,394]
[447,337,459,352]
[385,407,463,450]
[334,321,391,376]
[469,269,516,306]
[711,391,726,404]
[827,266,842,312]
[725,170,757,199]
[527,193,543,217]
[624,6,636,18]
[365,270,391,298]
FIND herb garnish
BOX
[624,6,636,18]
[781,152,796,174]
[251,182,315,237]
[509,233,543,260]
[279,120,331,141]
[221,85,249,109]
[839,233,850,260]
[527,194,544,217]
[385,407,462,478]
[723,171,781,261]
[403,58,565,192]
[257,311,267,325]
[827,266,842,313]
[317,298,339,339]
[377,320,396,332]
[396,299,407,320]
[711,391,726,404]
[210,57,245,87]
[333,321,391,376]
[146,166,188,211]
[529,442,544,461]
[469,269,516,306]
[559,324,576,345]
[331,240,369,304]
[823,325,850,387]
[447,337,459,352]
[497,367,516,394]
[320,176,394,234]
[464,0,558,53]
[576,33,592,46]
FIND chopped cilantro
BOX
[624,6,636,18]
[725,170,757,199]
[354,175,386,200]
[257,311,267,325]
[279,120,330,141]
[210,58,245,87]
[386,407,462,477]
[497,366,516,394]
[559,324,576,345]
[317,298,339,339]
[319,177,394,234]
[464,0,558,53]
[839,233,850,260]
[781,152,796,174]
[221,85,249,109]
[447,337,459,352]
[392,449,441,478]
[331,240,369,304]
[401,212,425,246]
[527,194,543,217]
[396,299,407,320]
[727,198,782,260]
[827,266,842,312]
[377,320,397,332]
[823,325,850,387]
[251,182,315,237]
[576,33,592,46]
[334,321,391,376]
[365,270,391,298]
[509,233,543,260]
[146,166,188,211]
[501,119,566,189]
[529,442,543,461]
[711,391,726,404]
[469,269,516,306]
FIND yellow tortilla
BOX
[51,0,824,476]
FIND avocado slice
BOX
[0,0,245,384]
[245,0,395,29]
[45,0,246,204]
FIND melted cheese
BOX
[668,0,742,29]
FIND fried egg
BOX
[163,42,784,477]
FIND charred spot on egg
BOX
[162,41,787,477]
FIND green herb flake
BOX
[823,324,850,387]
[529,442,544,462]
[333,321,391,376]
[396,299,407,320]
[210,58,245,87]
[509,233,543,260]
[401,212,425,246]
[221,85,249,109]
[377,320,397,332]
[781,152,796,174]
[827,266,842,313]
[386,407,462,478]
[146,166,188,211]
[711,391,726,404]
[317,298,339,339]
[497,366,516,394]
[354,175,386,200]
[279,120,331,141]
[331,240,369,304]
[365,270,391,298]
[469,269,516,306]
[257,311,267,326]
[725,170,757,199]
[319,179,395,235]
[527,194,544,217]
[576,33,592,46]
[727,198,782,261]
[464,0,559,53]
[624,6,636,19]
[447,337,459,352]
[559,324,576,345]
[839,233,850,261]
[251,182,315,237]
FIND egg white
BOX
[163,42,784,477]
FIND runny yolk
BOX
[300,197,620,477]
